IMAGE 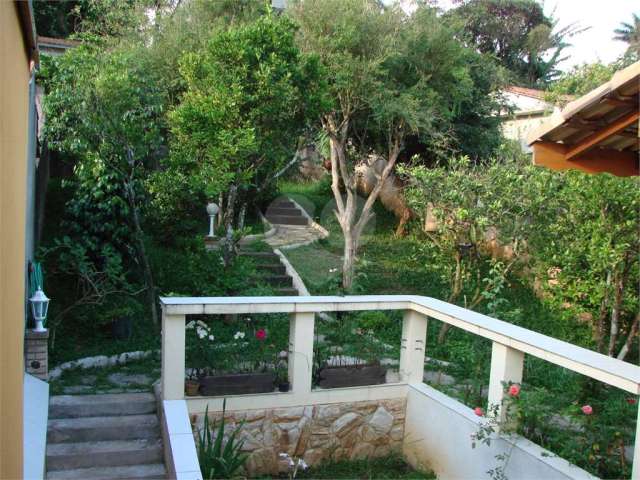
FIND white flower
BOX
[329,268,337,273]
[298,459,308,470]
[279,453,290,459]
[279,350,288,359]
[196,320,208,329]
[196,327,207,339]
[208,335,214,341]
[245,317,252,322]
[288,458,295,467]
[186,321,195,330]
[233,331,245,340]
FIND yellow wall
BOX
[0,2,29,478]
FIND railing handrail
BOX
[159,294,640,394]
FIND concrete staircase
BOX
[46,393,166,480]
[265,199,309,226]
[241,250,298,296]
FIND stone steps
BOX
[47,463,167,480]
[265,214,308,226]
[48,414,160,443]
[47,393,166,479]
[49,393,156,419]
[266,197,309,226]
[47,439,163,471]
[256,263,287,275]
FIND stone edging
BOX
[287,197,330,239]
[274,248,311,296]
[49,350,157,381]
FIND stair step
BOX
[258,275,293,287]
[47,463,166,480]
[256,264,286,274]
[272,200,295,208]
[268,207,303,216]
[266,215,308,225]
[240,251,279,259]
[47,439,163,471]
[48,414,159,444]
[275,287,298,296]
[49,393,156,419]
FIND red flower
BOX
[508,384,521,397]
[581,405,593,415]
[627,398,637,405]
[255,329,267,340]
[474,407,484,417]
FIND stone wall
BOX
[192,398,406,476]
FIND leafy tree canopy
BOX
[158,12,327,228]
[447,0,583,87]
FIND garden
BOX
[33,0,639,478]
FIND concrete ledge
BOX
[24,373,49,480]
[186,382,407,415]
[403,383,597,480]
[161,400,202,480]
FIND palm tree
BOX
[614,13,640,55]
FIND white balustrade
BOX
[159,295,640,477]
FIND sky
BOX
[397,0,637,72]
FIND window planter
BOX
[199,372,276,396]
[317,364,387,388]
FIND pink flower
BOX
[581,405,593,415]
[474,407,484,417]
[255,329,267,340]
[508,384,521,397]
[627,398,637,406]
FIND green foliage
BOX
[614,13,640,56]
[543,56,640,107]
[448,0,583,86]
[158,12,326,228]
[197,402,248,480]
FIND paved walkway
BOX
[266,224,326,249]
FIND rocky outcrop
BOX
[192,399,406,476]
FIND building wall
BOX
[502,114,552,151]
[0,2,30,478]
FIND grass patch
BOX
[49,354,160,395]
[262,454,434,479]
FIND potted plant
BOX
[275,364,290,392]
[316,314,389,388]
[192,323,280,396]
[185,370,201,396]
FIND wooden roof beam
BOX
[566,110,640,160]
[531,141,639,176]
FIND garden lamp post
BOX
[206,202,219,238]
[29,287,49,332]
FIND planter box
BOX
[199,372,276,396]
[318,364,386,388]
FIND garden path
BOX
[264,197,328,249]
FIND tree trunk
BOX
[437,252,463,343]
[125,180,159,328]
[607,267,627,357]
[217,192,225,228]
[595,271,612,353]
[617,313,639,361]
[237,202,247,231]
[342,230,356,290]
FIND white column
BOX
[487,342,524,428]
[161,311,186,400]
[288,312,315,396]
[399,310,428,384]
[632,405,640,480]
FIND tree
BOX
[448,0,584,86]
[614,13,640,56]
[164,12,326,249]
[291,0,503,289]
[43,44,165,327]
